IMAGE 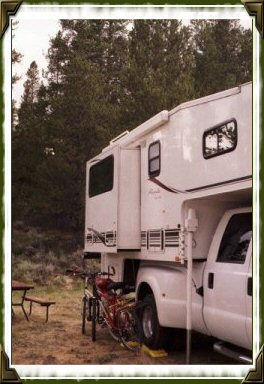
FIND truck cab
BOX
[136,205,252,353]
[203,207,252,350]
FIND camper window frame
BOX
[148,140,161,177]
[88,154,114,198]
[202,118,238,159]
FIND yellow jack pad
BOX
[141,344,168,358]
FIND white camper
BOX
[84,82,252,360]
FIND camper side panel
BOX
[84,148,119,253]
[118,148,141,249]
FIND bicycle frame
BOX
[84,275,119,333]
[84,274,136,336]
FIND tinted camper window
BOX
[89,155,114,197]
[148,141,160,177]
[216,212,252,264]
[203,119,237,159]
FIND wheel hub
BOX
[142,306,153,339]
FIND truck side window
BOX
[203,119,237,159]
[148,141,160,177]
[217,213,252,264]
[89,155,114,197]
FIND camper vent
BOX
[149,229,163,250]
[141,231,147,247]
[164,229,180,247]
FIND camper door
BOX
[85,147,119,254]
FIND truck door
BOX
[246,241,252,348]
[203,209,252,350]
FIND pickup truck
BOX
[136,207,252,361]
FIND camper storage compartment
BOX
[85,146,141,253]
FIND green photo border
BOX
[1,0,263,383]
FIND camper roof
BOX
[99,81,251,155]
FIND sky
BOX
[12,17,252,104]
[12,19,60,103]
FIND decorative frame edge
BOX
[242,345,264,383]
[0,0,22,39]
[0,345,22,383]
[241,0,264,38]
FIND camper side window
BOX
[203,119,237,159]
[216,213,252,264]
[89,155,114,197]
[148,141,160,177]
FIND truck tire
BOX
[141,294,170,350]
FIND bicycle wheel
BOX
[117,308,142,352]
[91,297,97,342]
[82,297,87,335]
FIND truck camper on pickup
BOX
[84,82,252,362]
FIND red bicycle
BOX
[80,270,143,351]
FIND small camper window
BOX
[89,155,114,197]
[203,119,237,159]
[148,141,160,177]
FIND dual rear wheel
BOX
[140,294,174,350]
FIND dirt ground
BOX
[12,280,237,365]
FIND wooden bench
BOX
[24,296,56,322]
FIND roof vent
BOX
[110,130,129,145]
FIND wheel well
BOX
[137,282,153,300]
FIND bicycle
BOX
[70,268,144,352]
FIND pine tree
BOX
[33,20,129,230]
[191,20,252,97]
[123,20,195,130]
[11,26,23,131]
[12,61,42,222]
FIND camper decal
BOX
[148,187,161,199]
[149,178,188,194]
[149,178,178,193]
[86,228,116,247]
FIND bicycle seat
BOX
[107,281,125,291]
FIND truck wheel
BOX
[141,294,170,350]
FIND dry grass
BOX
[12,280,236,365]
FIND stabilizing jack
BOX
[185,208,198,364]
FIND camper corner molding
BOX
[242,0,264,38]
[0,0,22,39]
[0,345,22,383]
[243,345,264,383]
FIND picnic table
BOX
[12,280,56,322]
[12,280,34,321]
